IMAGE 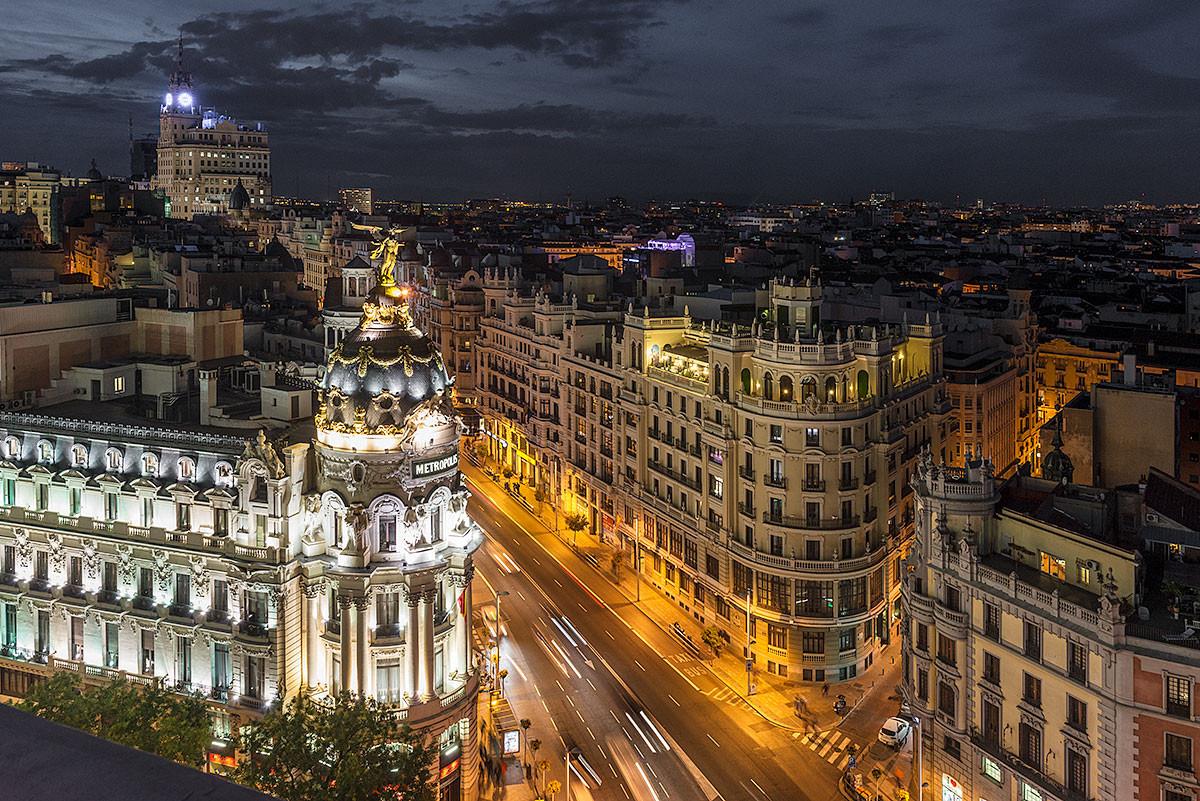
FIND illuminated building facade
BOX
[338,187,373,215]
[1035,338,1122,426]
[0,161,61,245]
[476,270,951,682]
[903,456,1134,801]
[0,267,481,798]
[152,41,271,219]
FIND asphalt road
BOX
[466,477,878,801]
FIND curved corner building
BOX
[307,283,482,799]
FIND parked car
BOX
[878,716,911,747]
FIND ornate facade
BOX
[0,268,481,798]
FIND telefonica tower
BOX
[152,37,272,219]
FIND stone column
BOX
[405,589,421,701]
[454,565,474,679]
[355,596,369,697]
[339,595,352,694]
[304,585,321,688]
[418,588,435,700]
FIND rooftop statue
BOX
[350,222,404,290]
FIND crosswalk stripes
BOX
[798,730,857,770]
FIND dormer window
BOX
[105,448,123,473]
[142,452,159,477]
[37,441,53,464]
[215,462,233,487]
[178,457,195,482]
[3,437,18,460]
[71,444,88,468]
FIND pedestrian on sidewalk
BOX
[822,682,830,696]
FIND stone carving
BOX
[152,550,172,595]
[46,532,65,576]
[242,430,286,479]
[114,543,135,587]
[82,539,99,585]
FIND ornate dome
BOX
[318,286,451,435]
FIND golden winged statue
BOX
[350,222,404,289]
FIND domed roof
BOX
[228,179,251,210]
[318,286,451,434]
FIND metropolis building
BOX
[0,271,482,798]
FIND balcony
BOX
[838,477,859,491]
[738,502,756,518]
[762,512,859,531]
[802,480,826,492]
[864,470,877,486]
[739,467,756,481]
[764,475,787,489]
[729,537,887,574]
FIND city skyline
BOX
[3,0,1200,205]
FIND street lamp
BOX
[494,590,510,694]
[744,588,755,695]
[912,715,923,801]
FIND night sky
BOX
[2,0,1198,205]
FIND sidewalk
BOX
[464,455,903,734]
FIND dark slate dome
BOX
[319,286,451,432]
[228,179,251,211]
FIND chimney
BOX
[1122,353,1137,386]
[199,369,218,425]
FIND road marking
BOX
[646,761,658,779]
[749,777,769,799]
[610,709,621,724]
[553,578,563,588]
[586,678,597,691]
[555,680,566,693]
[542,699,551,714]
[706,733,720,747]
[620,782,630,798]
[517,590,527,601]
[633,659,646,671]
[667,693,680,706]
[587,726,596,740]
[533,557,542,565]
[605,629,615,640]
[659,781,670,798]
[576,709,586,723]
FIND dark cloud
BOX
[416,102,709,134]
[0,0,1197,203]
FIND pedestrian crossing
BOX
[797,729,858,771]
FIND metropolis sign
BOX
[413,452,459,478]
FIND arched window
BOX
[177,457,195,482]
[857,369,871,400]
[763,371,774,401]
[2,436,18,460]
[740,368,751,395]
[37,440,53,464]
[142,452,159,477]
[721,367,730,399]
[825,376,838,403]
[779,375,794,402]
[71,444,88,468]
[800,377,817,402]
[215,462,233,487]
[104,448,123,473]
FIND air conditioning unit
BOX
[1084,559,1101,572]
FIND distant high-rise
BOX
[151,36,271,219]
[339,187,373,215]
[0,161,61,244]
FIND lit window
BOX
[71,444,88,467]
[2,437,18,459]
[105,449,123,473]
[1039,551,1066,581]
[142,452,159,477]
[178,457,195,482]
[113,376,125,394]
